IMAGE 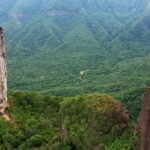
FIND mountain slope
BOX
[0,0,150,96]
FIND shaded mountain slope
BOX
[0,0,150,96]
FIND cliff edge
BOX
[138,83,150,150]
[0,27,8,114]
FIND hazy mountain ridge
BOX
[0,0,150,96]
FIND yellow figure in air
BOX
[80,70,86,80]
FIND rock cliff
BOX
[0,27,7,114]
[138,83,150,150]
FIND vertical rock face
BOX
[0,27,7,114]
[138,83,150,150]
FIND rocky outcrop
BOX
[0,27,8,114]
[138,83,150,150]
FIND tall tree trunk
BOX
[0,27,7,114]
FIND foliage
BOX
[60,93,130,150]
[106,127,140,150]
[0,91,139,149]
[4,91,62,149]
[116,87,145,120]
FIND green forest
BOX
[0,92,141,149]
[1,0,150,149]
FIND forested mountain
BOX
[1,1,150,149]
[1,0,150,97]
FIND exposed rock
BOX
[0,27,8,114]
[138,83,150,150]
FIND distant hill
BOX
[1,0,150,96]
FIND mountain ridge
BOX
[0,0,150,97]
